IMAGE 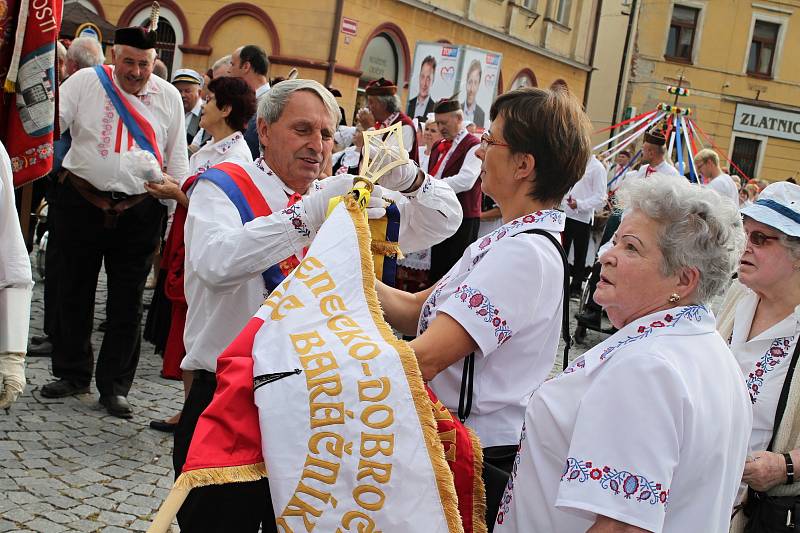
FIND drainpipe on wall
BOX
[325,0,345,87]
[582,0,603,109]
[610,0,640,138]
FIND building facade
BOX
[66,0,600,124]
[626,0,800,183]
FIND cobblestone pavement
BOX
[1,262,607,532]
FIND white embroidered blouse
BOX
[423,210,566,447]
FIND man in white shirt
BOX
[172,68,203,148]
[562,154,608,295]
[231,44,270,158]
[629,129,681,181]
[406,55,436,121]
[428,97,482,282]
[694,148,739,205]
[174,78,461,532]
[41,26,190,419]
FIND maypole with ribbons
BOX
[595,78,752,186]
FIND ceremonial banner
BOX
[253,200,461,532]
[0,0,62,186]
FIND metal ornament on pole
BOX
[326,122,409,216]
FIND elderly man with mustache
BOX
[42,26,190,418]
[174,78,462,532]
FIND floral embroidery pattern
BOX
[419,274,450,334]
[281,204,311,238]
[496,423,527,525]
[10,142,54,172]
[98,98,114,158]
[746,337,795,404]
[453,284,512,346]
[562,457,670,507]
[598,305,707,362]
[478,210,563,250]
[548,357,586,382]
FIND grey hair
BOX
[373,94,401,114]
[616,174,746,303]
[257,78,340,127]
[212,54,232,73]
[112,44,157,62]
[57,41,67,62]
[68,37,104,68]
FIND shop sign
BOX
[734,103,800,142]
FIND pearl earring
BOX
[668,293,680,303]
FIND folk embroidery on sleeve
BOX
[281,204,311,238]
[453,284,512,346]
[419,274,450,335]
[745,336,795,404]
[562,457,670,507]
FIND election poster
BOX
[456,46,502,131]
[406,42,460,121]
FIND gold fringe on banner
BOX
[173,462,268,490]
[469,428,489,533]
[345,195,465,533]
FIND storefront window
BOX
[359,33,399,86]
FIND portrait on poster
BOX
[406,42,460,121]
[457,47,502,131]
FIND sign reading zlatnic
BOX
[734,103,800,142]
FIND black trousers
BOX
[430,217,480,284]
[43,178,62,338]
[562,217,592,291]
[49,181,163,396]
[173,371,276,532]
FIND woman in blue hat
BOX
[718,181,800,532]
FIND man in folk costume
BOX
[627,127,681,182]
[174,78,462,532]
[41,21,190,418]
[427,97,482,283]
[364,77,419,164]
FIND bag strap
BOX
[767,338,800,452]
[457,228,571,423]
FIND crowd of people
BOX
[1,21,800,533]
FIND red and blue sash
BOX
[94,65,163,167]
[196,162,300,292]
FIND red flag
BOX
[0,0,62,187]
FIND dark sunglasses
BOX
[747,230,779,246]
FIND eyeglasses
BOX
[480,132,510,151]
[747,230,779,246]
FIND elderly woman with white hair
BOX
[716,182,800,533]
[495,174,752,533]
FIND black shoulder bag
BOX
[455,229,570,532]
[744,338,800,533]
[457,228,571,424]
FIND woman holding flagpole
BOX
[377,86,591,475]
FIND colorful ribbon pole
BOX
[599,112,665,161]
[674,116,685,176]
[680,116,698,183]
[594,111,662,153]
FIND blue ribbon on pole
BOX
[674,117,684,177]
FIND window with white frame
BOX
[747,20,780,77]
[665,4,700,62]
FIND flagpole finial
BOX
[149,2,160,32]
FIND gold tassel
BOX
[148,2,160,32]
[3,79,15,93]
[173,462,267,490]
[343,196,465,533]
[371,239,404,259]
[468,428,489,533]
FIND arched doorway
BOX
[510,68,538,90]
[355,31,406,121]
[143,18,176,76]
